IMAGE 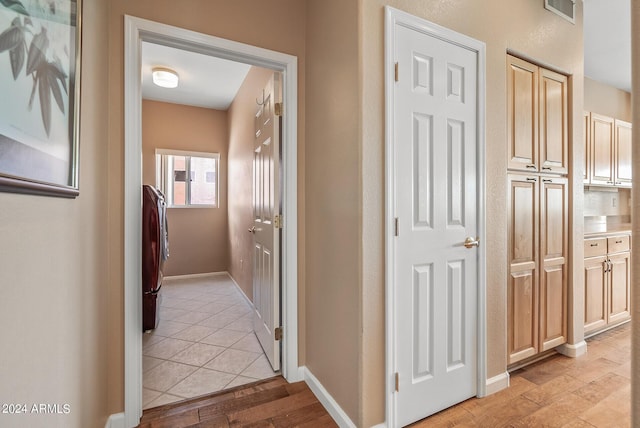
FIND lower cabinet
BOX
[507,174,568,365]
[584,235,631,335]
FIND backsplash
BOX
[583,188,631,217]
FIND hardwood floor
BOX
[412,323,631,427]
[137,376,337,428]
[139,323,630,428]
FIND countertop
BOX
[584,223,632,237]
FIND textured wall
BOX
[0,0,110,426]
[142,100,229,276]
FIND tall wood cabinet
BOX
[507,55,569,365]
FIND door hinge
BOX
[395,372,399,392]
[394,62,399,82]
[274,214,283,229]
[275,102,283,116]
[394,217,399,236]
[275,327,283,341]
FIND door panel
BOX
[590,113,614,185]
[507,55,538,171]
[507,175,538,364]
[252,73,281,371]
[395,23,478,426]
[583,112,590,183]
[584,256,607,334]
[608,252,631,324]
[539,177,567,350]
[539,69,568,174]
[614,120,632,186]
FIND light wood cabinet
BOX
[508,174,567,364]
[507,55,568,174]
[583,235,631,335]
[586,113,632,187]
[614,120,632,187]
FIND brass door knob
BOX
[464,237,479,249]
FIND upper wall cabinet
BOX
[587,113,632,188]
[507,55,568,175]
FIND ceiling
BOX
[141,42,251,110]
[141,2,632,110]
[584,0,631,92]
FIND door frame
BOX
[384,7,487,426]
[123,16,300,427]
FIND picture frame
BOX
[0,0,82,198]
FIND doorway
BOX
[384,7,487,427]
[123,16,300,427]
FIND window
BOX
[156,149,220,208]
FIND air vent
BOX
[545,0,576,24]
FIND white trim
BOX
[303,366,356,428]
[124,15,300,428]
[484,372,510,396]
[162,271,229,281]
[226,272,255,309]
[384,7,487,427]
[104,413,125,428]
[556,340,588,358]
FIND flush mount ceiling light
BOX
[152,67,179,88]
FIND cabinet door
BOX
[539,69,568,174]
[583,112,590,184]
[614,120,632,187]
[608,252,631,324]
[590,113,615,185]
[538,177,567,351]
[507,174,539,364]
[507,55,539,172]
[584,256,608,334]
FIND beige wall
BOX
[107,0,307,413]
[584,77,632,121]
[361,1,585,425]
[227,67,273,298]
[142,100,229,276]
[0,0,110,426]
[305,0,362,423]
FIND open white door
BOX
[388,10,485,427]
[251,72,282,371]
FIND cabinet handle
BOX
[616,240,623,244]
[606,181,614,184]
[542,167,552,171]
[526,177,537,182]
[526,164,536,169]
[542,179,552,183]
[590,243,599,247]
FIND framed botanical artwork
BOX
[0,0,82,198]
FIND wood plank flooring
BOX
[137,376,338,428]
[139,323,630,428]
[412,323,631,427]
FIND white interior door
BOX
[252,72,282,371]
[393,22,480,426]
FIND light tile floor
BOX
[142,273,278,409]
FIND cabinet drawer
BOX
[584,238,607,257]
[607,235,630,253]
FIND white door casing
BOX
[123,16,299,428]
[252,73,282,371]
[385,8,487,427]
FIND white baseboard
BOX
[226,272,254,309]
[484,371,510,396]
[556,340,588,358]
[163,271,227,281]
[303,366,356,428]
[104,412,125,428]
